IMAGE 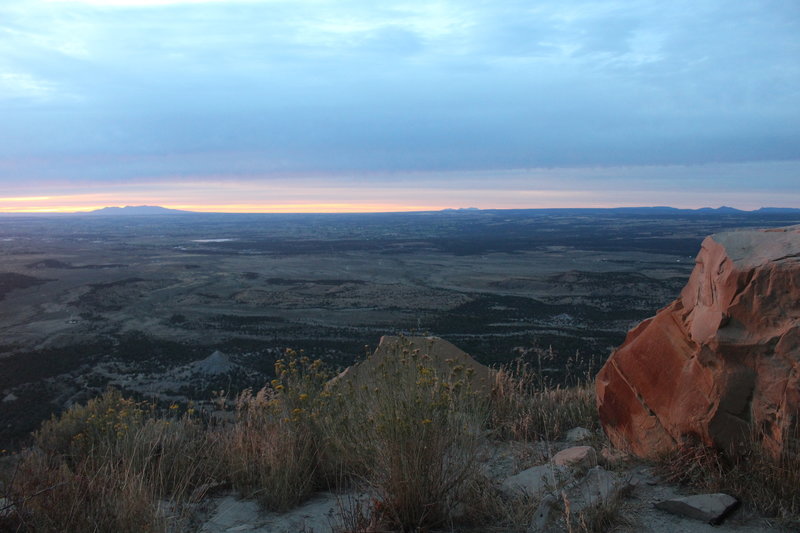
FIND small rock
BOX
[654,493,739,524]
[565,427,593,442]
[501,464,571,497]
[552,446,597,469]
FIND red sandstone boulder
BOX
[596,225,800,458]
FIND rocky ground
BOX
[179,429,787,532]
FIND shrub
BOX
[222,350,330,511]
[33,389,151,460]
[323,338,490,531]
[9,389,221,532]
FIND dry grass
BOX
[322,339,490,531]
[455,474,543,533]
[656,427,800,524]
[490,358,599,442]
[9,449,163,532]
[5,344,615,532]
[221,351,330,511]
[6,390,221,532]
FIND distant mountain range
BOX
[440,206,800,215]
[2,205,798,216]
[85,205,800,216]
[86,205,191,215]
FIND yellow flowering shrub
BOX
[14,389,221,532]
[322,338,489,530]
[224,349,330,511]
[34,389,151,460]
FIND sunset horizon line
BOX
[2,203,799,216]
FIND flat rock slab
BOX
[501,463,571,497]
[655,493,739,524]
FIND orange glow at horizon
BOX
[0,182,600,213]
[0,196,55,202]
[2,172,799,213]
[0,201,451,214]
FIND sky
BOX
[0,0,798,213]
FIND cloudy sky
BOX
[1,0,798,212]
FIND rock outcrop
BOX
[328,335,492,393]
[596,226,800,458]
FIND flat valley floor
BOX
[2,209,799,446]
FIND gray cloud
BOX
[0,0,798,189]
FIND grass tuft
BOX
[656,427,800,524]
[490,358,599,442]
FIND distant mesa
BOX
[696,206,742,213]
[86,205,191,215]
[437,206,800,216]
